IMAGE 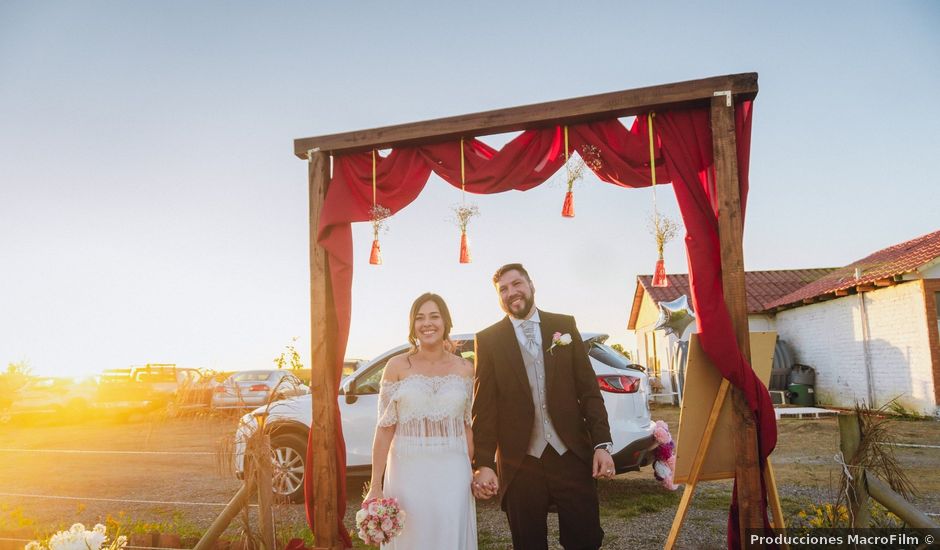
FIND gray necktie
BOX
[521,320,539,357]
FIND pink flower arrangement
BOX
[651,419,679,491]
[355,497,405,546]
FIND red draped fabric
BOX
[309,102,775,549]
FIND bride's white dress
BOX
[378,373,478,550]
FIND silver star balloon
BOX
[653,295,696,337]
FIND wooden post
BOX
[838,413,871,527]
[866,474,939,529]
[257,432,277,550]
[711,94,765,541]
[308,149,342,549]
[193,478,256,550]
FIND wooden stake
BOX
[867,474,940,529]
[838,413,870,528]
[711,95,765,542]
[308,150,342,548]
[193,479,256,550]
[766,461,785,532]
[257,432,276,550]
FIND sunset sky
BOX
[2,2,938,378]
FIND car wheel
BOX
[269,432,307,504]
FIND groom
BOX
[471,263,614,550]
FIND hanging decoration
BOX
[652,295,696,337]
[559,125,603,218]
[452,138,480,263]
[646,112,679,287]
[368,149,391,265]
[561,126,582,217]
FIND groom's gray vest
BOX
[520,341,568,457]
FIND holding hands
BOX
[471,467,499,499]
[592,448,616,480]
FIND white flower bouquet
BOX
[27,523,127,550]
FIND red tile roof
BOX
[628,269,836,329]
[767,230,940,309]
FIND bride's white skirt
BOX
[382,439,478,550]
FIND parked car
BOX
[94,364,210,413]
[1,377,95,419]
[233,332,658,503]
[212,370,310,410]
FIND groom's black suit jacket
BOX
[471,310,612,505]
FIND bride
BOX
[363,292,478,549]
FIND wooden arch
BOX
[295,73,765,549]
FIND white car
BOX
[234,333,658,502]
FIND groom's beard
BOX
[501,291,535,320]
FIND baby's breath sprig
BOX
[451,203,480,232]
[369,204,391,238]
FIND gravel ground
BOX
[2,405,937,549]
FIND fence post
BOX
[838,412,870,528]
[866,474,939,528]
[257,432,276,550]
[194,479,257,550]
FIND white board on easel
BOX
[673,331,776,483]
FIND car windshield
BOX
[588,342,643,372]
[232,372,274,382]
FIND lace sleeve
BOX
[463,377,473,425]
[377,380,399,427]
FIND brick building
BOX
[628,229,940,416]
[627,269,835,397]
[767,230,940,416]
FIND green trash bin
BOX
[788,383,815,406]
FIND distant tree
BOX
[0,360,32,398]
[609,344,632,361]
[273,337,304,372]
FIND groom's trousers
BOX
[503,446,604,550]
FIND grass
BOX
[600,479,682,519]
[478,527,512,549]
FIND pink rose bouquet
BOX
[355,497,406,546]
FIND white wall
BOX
[775,281,937,416]
[919,258,940,279]
[748,314,776,332]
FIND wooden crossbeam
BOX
[856,284,876,292]
[874,278,896,287]
[294,73,758,156]
[835,289,851,297]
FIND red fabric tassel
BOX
[369,239,382,265]
[459,231,471,263]
[652,258,668,287]
[561,190,575,217]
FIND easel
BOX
[665,334,787,549]
[665,379,787,549]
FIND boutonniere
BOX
[547,332,572,355]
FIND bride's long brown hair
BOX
[407,292,455,354]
